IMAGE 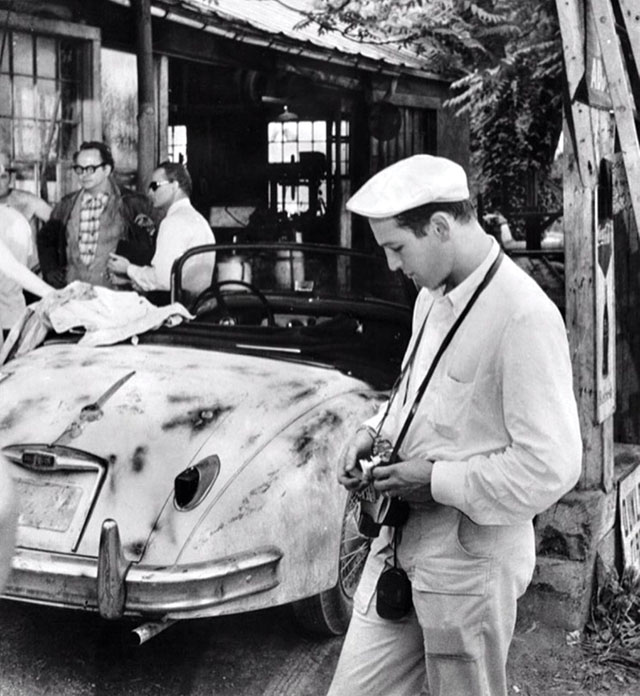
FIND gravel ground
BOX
[0,597,638,695]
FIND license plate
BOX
[15,479,83,532]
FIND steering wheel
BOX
[191,280,276,327]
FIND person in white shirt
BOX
[107,161,215,302]
[329,155,582,696]
[0,152,52,228]
[0,205,53,337]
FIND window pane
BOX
[0,117,11,151]
[340,143,349,175]
[268,122,281,143]
[38,78,58,120]
[40,120,59,160]
[313,121,326,139]
[59,122,78,160]
[298,122,312,140]
[0,75,11,116]
[282,123,297,142]
[282,142,297,162]
[268,142,280,162]
[14,119,38,158]
[60,81,78,121]
[59,41,77,80]
[37,36,57,78]
[311,142,326,155]
[13,33,33,75]
[14,76,35,118]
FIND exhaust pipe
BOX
[129,618,177,647]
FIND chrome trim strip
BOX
[3,546,283,616]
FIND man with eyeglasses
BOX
[107,161,215,303]
[37,141,156,289]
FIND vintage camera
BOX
[376,562,413,620]
[356,437,409,538]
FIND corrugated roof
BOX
[107,0,444,80]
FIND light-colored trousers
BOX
[327,504,536,696]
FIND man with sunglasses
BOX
[37,141,156,288]
[107,161,215,304]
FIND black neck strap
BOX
[389,250,504,464]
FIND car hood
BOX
[0,342,377,558]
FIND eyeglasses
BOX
[148,180,171,192]
[73,163,105,175]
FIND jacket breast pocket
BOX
[426,373,475,438]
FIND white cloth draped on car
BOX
[0,281,193,364]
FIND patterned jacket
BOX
[37,178,156,288]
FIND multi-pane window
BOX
[0,31,82,201]
[168,125,187,164]
[268,118,349,216]
[332,118,350,177]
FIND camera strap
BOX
[388,249,503,465]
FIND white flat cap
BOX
[346,154,469,219]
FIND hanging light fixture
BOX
[276,105,299,122]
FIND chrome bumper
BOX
[3,520,282,619]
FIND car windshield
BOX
[159,242,414,386]
[173,242,414,315]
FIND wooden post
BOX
[156,54,169,162]
[132,0,156,191]
[556,0,617,491]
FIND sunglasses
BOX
[73,163,106,175]
[148,180,172,192]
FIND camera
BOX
[357,496,409,537]
[356,436,409,538]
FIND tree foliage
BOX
[303,0,564,223]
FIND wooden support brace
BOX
[556,0,599,188]
[618,0,640,75]
[592,0,640,234]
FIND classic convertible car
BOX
[0,242,413,643]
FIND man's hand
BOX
[337,428,375,492]
[371,458,435,503]
[107,253,130,276]
[43,268,66,289]
[108,272,131,287]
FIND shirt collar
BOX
[433,238,501,317]
[166,197,191,215]
[81,190,109,205]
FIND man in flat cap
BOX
[329,155,582,696]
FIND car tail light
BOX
[174,454,220,510]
